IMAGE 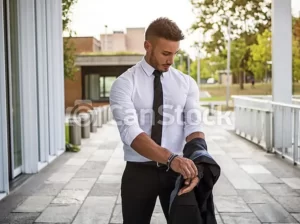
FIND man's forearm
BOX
[130,132,172,164]
[186,132,205,142]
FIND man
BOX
[109,17,204,224]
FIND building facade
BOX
[0,0,65,200]
[100,27,145,54]
[64,34,144,109]
[64,36,101,54]
[64,54,143,109]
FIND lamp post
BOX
[226,17,231,109]
[197,50,200,86]
[187,54,190,76]
[104,25,108,51]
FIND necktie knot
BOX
[153,70,162,77]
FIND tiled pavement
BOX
[1,117,300,223]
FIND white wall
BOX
[0,0,65,197]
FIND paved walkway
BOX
[1,115,300,223]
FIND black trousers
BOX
[121,161,179,224]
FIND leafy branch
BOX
[62,0,78,80]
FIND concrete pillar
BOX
[17,0,39,173]
[88,74,100,100]
[35,0,50,163]
[46,0,64,156]
[46,0,56,156]
[272,0,293,148]
[0,0,9,195]
[53,0,65,154]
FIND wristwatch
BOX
[166,153,178,171]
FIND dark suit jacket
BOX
[168,138,221,224]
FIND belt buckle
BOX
[157,162,162,167]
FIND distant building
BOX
[218,70,232,85]
[100,27,145,54]
[64,32,144,109]
[63,36,101,54]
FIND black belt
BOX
[128,161,167,168]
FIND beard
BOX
[147,50,170,72]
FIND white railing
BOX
[233,96,272,151]
[233,96,300,165]
[293,99,300,105]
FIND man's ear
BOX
[144,40,151,52]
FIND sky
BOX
[69,0,300,58]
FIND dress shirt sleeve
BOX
[183,76,203,138]
[109,75,144,146]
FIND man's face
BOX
[145,37,179,72]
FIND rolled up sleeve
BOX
[183,77,203,138]
[109,75,144,146]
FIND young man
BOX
[109,17,205,224]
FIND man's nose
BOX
[167,55,174,65]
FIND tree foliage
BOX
[174,49,192,74]
[247,29,271,81]
[190,58,214,80]
[293,17,300,81]
[190,0,271,88]
[63,0,78,80]
[190,0,271,53]
[293,39,300,82]
[247,20,300,82]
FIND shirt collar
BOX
[140,57,165,77]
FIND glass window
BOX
[84,75,116,101]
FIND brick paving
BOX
[1,118,300,223]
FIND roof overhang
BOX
[75,54,144,66]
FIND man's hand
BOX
[170,156,198,179]
[178,176,199,196]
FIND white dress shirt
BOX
[109,57,203,162]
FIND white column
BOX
[272,0,292,103]
[56,0,65,154]
[272,0,293,148]
[0,0,9,194]
[17,0,39,173]
[46,0,57,156]
[54,0,65,154]
[46,0,65,157]
[35,0,50,163]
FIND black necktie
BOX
[151,70,163,145]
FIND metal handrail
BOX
[232,95,300,165]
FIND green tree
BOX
[190,58,213,80]
[293,17,300,81]
[248,29,271,81]
[63,0,78,80]
[293,39,300,81]
[190,0,271,54]
[190,0,271,88]
[174,49,192,74]
[228,38,249,88]
[248,24,300,82]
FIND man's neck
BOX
[144,54,155,69]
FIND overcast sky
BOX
[69,0,300,57]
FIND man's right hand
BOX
[170,156,198,179]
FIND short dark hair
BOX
[145,17,185,41]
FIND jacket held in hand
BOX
[168,138,221,224]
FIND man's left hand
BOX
[178,176,199,196]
